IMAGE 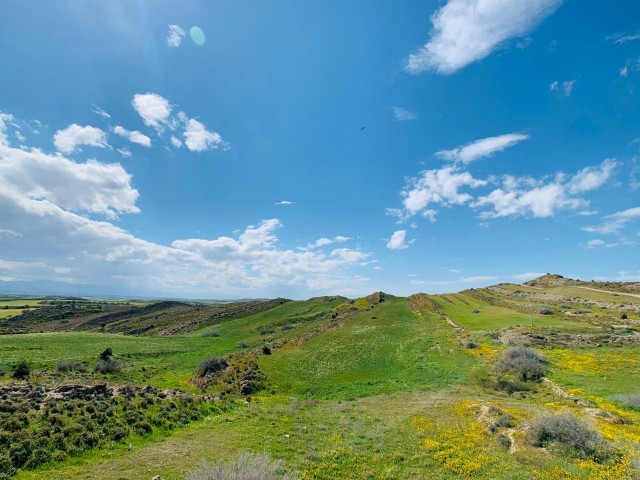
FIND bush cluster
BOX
[196,356,228,378]
[495,346,547,382]
[94,359,123,374]
[186,452,291,480]
[529,412,608,459]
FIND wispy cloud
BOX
[113,126,151,147]
[53,124,108,154]
[167,25,186,47]
[550,79,577,97]
[392,106,418,121]
[406,0,561,74]
[91,104,111,120]
[583,207,640,235]
[436,133,529,164]
[275,200,294,206]
[608,31,640,45]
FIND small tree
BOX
[495,346,547,382]
[99,348,113,361]
[12,360,31,380]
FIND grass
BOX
[434,293,580,331]
[260,297,475,399]
[3,288,640,479]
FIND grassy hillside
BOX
[1,278,639,479]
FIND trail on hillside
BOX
[574,286,640,299]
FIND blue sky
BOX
[0,0,639,299]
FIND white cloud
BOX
[170,136,183,148]
[583,207,640,235]
[0,112,15,146]
[550,79,577,97]
[392,106,418,121]
[586,239,620,249]
[53,124,108,154]
[401,165,486,217]
[275,200,294,206]
[620,57,640,78]
[387,230,410,249]
[475,159,618,219]
[1,133,372,297]
[113,126,152,147]
[436,133,529,164]
[0,143,139,219]
[305,235,351,250]
[117,147,132,158]
[184,119,225,152]
[406,0,561,74]
[91,104,111,119]
[167,25,186,47]
[608,32,640,44]
[132,93,172,131]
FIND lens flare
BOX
[190,26,206,46]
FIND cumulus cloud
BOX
[184,119,225,152]
[304,235,351,250]
[392,106,418,121]
[0,143,139,219]
[132,93,172,131]
[0,143,372,297]
[170,136,182,148]
[387,230,410,250]
[586,239,619,249]
[406,0,561,74]
[475,159,619,219]
[401,165,486,217]
[436,133,529,164]
[583,207,640,235]
[275,200,294,206]
[53,124,108,154]
[113,126,152,147]
[167,24,186,47]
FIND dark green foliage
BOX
[99,348,113,361]
[203,331,220,337]
[262,345,272,355]
[12,360,30,380]
[529,412,607,458]
[94,358,123,373]
[197,356,228,377]
[539,307,554,315]
[495,346,547,382]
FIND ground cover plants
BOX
[1,276,639,478]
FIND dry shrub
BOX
[185,452,293,480]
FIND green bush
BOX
[56,361,87,372]
[12,360,31,380]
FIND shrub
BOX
[260,329,275,336]
[185,452,291,480]
[529,412,605,458]
[56,361,87,373]
[611,393,640,409]
[94,359,123,374]
[203,331,220,337]
[461,339,478,349]
[196,356,228,378]
[12,360,31,380]
[472,309,480,314]
[539,307,554,315]
[495,346,547,382]
[99,348,113,361]
[620,313,628,320]
[262,345,272,355]
[0,365,8,377]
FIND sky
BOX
[0,0,639,299]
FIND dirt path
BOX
[574,286,640,299]
[442,314,463,330]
